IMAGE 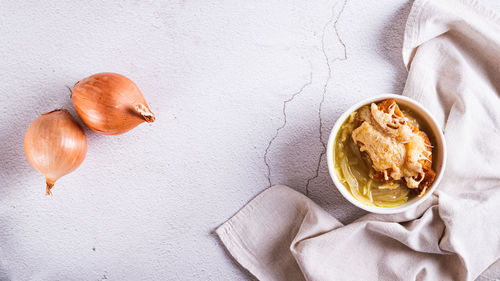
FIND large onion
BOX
[72,72,155,135]
[24,110,87,195]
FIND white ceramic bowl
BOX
[326,94,447,214]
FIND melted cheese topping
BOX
[351,121,405,179]
[370,103,413,142]
[351,101,432,189]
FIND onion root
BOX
[136,103,156,123]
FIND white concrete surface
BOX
[0,0,498,280]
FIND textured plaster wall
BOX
[0,0,498,280]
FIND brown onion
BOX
[71,72,155,135]
[24,110,87,195]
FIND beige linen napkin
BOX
[216,0,500,280]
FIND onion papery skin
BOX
[71,72,155,135]
[24,110,87,195]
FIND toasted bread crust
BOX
[378,98,404,117]
[357,99,435,196]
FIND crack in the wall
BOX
[305,0,348,195]
[264,71,313,187]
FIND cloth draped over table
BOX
[216,0,500,280]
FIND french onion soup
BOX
[334,99,436,207]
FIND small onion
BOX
[24,110,87,195]
[72,72,156,135]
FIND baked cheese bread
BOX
[351,99,435,196]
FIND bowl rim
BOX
[326,94,447,214]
